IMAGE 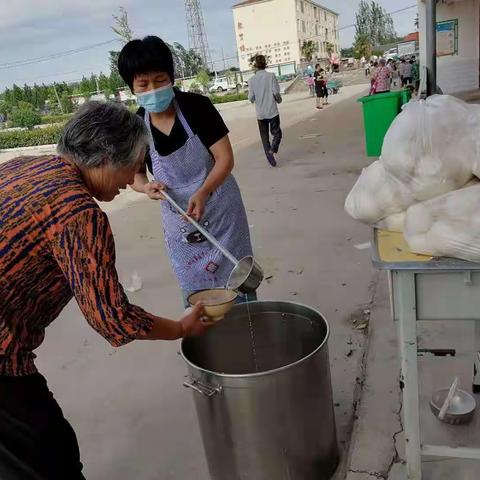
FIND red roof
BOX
[404,32,419,42]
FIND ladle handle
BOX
[162,190,239,266]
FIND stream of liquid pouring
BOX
[245,295,259,372]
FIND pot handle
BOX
[183,377,222,397]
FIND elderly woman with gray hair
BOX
[0,101,212,479]
[371,58,392,94]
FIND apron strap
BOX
[143,110,157,153]
[173,99,195,139]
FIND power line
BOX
[0,39,117,70]
[337,4,417,31]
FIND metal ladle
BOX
[162,191,263,294]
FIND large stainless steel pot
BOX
[181,301,339,480]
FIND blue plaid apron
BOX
[144,100,253,293]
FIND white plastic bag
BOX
[376,212,406,232]
[382,95,477,194]
[345,160,413,223]
[345,95,480,225]
[403,184,480,261]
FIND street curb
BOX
[344,271,404,480]
[0,144,57,165]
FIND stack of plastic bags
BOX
[345,94,480,262]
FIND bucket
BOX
[181,301,339,480]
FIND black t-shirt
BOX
[314,71,326,87]
[137,90,229,173]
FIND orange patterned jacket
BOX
[0,155,155,376]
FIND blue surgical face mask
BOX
[136,84,174,113]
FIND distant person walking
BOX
[248,55,282,167]
[314,64,328,109]
[411,56,420,92]
[402,58,413,86]
[364,61,371,77]
[371,58,391,94]
[398,58,406,86]
[306,74,315,96]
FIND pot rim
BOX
[180,300,330,379]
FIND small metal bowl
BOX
[430,388,477,425]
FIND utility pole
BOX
[53,83,64,113]
[95,76,100,95]
[425,0,437,96]
[222,48,227,71]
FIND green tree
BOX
[301,40,318,62]
[0,101,10,117]
[195,70,211,93]
[10,102,41,129]
[23,84,33,104]
[98,73,112,96]
[341,47,355,58]
[11,84,23,106]
[354,0,397,49]
[111,6,133,45]
[326,42,335,55]
[60,93,74,114]
[109,6,134,88]
[353,33,373,60]
[172,42,205,78]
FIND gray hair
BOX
[379,58,386,66]
[57,101,149,169]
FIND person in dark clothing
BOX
[314,64,328,109]
[248,54,283,167]
[118,36,255,300]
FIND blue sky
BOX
[0,0,417,89]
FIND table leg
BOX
[397,271,422,480]
[473,320,480,393]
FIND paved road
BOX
[32,85,376,479]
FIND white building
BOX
[233,0,340,72]
[418,0,480,93]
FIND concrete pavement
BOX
[26,85,380,479]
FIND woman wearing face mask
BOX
[118,36,254,304]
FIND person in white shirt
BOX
[248,55,282,167]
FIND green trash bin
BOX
[358,90,409,157]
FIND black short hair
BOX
[254,54,267,69]
[118,36,174,90]
[315,63,320,69]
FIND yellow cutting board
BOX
[377,230,433,263]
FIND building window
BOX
[302,20,305,33]
[301,1,304,14]
[314,6,317,18]
[237,22,243,30]
[324,11,327,22]
[325,28,328,38]
[315,24,318,37]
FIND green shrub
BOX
[210,92,248,104]
[10,109,42,129]
[0,124,64,150]
[40,113,73,125]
